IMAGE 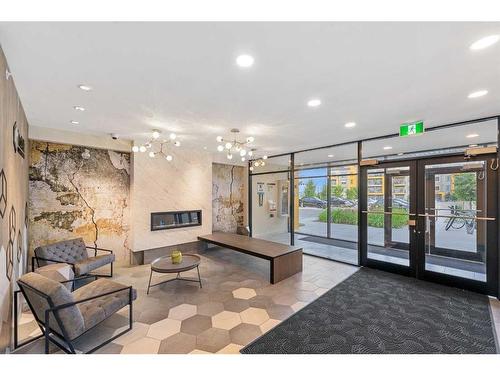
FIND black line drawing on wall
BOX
[7,206,16,280]
[0,169,6,218]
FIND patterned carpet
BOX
[241,268,497,354]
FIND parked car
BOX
[299,197,327,208]
[368,197,384,208]
[391,198,409,209]
[328,196,355,207]
[368,197,409,209]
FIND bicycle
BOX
[444,205,476,234]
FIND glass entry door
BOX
[416,155,498,295]
[361,155,498,296]
[360,161,417,275]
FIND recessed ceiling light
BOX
[383,146,392,150]
[468,90,488,98]
[70,120,79,125]
[328,154,334,158]
[236,54,254,68]
[73,106,85,111]
[466,133,479,138]
[307,99,321,108]
[345,122,356,128]
[78,84,92,91]
[470,35,500,50]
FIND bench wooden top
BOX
[198,232,302,260]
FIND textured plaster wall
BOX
[28,142,131,262]
[212,163,246,233]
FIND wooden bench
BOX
[198,232,303,284]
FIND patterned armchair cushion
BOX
[18,272,86,340]
[74,254,115,276]
[73,278,137,331]
[35,238,88,265]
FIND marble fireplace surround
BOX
[130,147,213,262]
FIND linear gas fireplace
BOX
[151,210,202,231]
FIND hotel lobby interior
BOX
[1,12,500,364]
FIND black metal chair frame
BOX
[14,275,133,354]
[32,246,114,278]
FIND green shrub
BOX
[317,208,408,228]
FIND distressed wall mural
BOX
[0,46,30,352]
[29,141,131,262]
[212,163,245,232]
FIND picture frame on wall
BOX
[12,122,25,159]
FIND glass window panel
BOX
[424,160,487,282]
[297,176,327,237]
[366,166,411,266]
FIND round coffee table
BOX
[147,254,202,294]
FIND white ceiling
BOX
[0,22,499,158]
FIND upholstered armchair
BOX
[33,238,115,277]
[15,272,136,354]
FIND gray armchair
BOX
[15,272,136,353]
[33,238,115,277]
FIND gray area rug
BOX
[241,268,497,354]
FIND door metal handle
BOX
[417,213,495,221]
[362,210,415,216]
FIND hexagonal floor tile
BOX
[294,290,318,303]
[137,309,170,325]
[260,319,281,333]
[120,337,161,354]
[113,322,149,346]
[95,342,123,354]
[291,301,307,312]
[181,314,212,335]
[266,304,294,320]
[232,287,257,300]
[223,298,250,313]
[147,318,181,340]
[272,293,298,306]
[248,295,274,309]
[168,303,197,320]
[197,301,225,317]
[294,281,318,291]
[196,327,231,352]
[212,310,241,330]
[314,287,329,296]
[240,307,269,325]
[209,291,234,303]
[217,343,243,354]
[229,323,263,346]
[158,332,196,354]
[190,349,211,354]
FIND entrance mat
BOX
[241,268,497,354]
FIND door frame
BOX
[415,154,498,296]
[360,159,418,277]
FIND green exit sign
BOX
[400,121,424,137]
